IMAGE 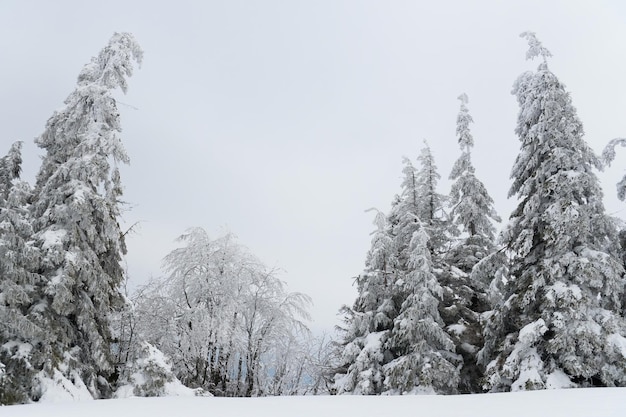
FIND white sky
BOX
[1,1,626,334]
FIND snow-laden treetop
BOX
[78,32,143,93]
[456,93,473,151]
[520,31,552,63]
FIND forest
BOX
[1,30,626,404]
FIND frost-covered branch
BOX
[602,138,626,200]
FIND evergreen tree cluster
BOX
[335,32,626,394]
[335,99,498,395]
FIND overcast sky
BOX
[2,1,626,334]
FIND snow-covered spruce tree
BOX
[335,210,397,394]
[337,152,458,395]
[391,158,422,270]
[0,142,23,196]
[358,209,397,332]
[384,227,460,394]
[446,94,501,272]
[387,151,446,273]
[479,32,626,391]
[0,142,43,404]
[439,94,501,393]
[385,155,458,394]
[31,33,142,398]
[415,143,450,259]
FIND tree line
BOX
[2,31,626,404]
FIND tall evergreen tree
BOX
[392,157,423,270]
[0,142,43,404]
[0,142,23,196]
[335,210,396,394]
[385,153,459,394]
[446,94,501,272]
[438,94,502,393]
[336,152,459,395]
[384,227,460,394]
[479,32,626,391]
[31,33,142,398]
[415,143,449,258]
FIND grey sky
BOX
[1,1,626,333]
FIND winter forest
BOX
[2,27,626,407]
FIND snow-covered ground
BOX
[2,389,625,417]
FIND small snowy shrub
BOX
[115,342,200,398]
[117,342,174,397]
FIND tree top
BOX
[520,31,552,63]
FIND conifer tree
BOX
[359,209,398,331]
[0,142,23,196]
[31,33,142,398]
[337,153,458,395]
[479,33,626,391]
[415,143,449,258]
[385,154,459,394]
[0,142,43,404]
[392,158,423,269]
[384,227,460,394]
[335,210,396,394]
[447,94,501,272]
[438,94,502,393]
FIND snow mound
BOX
[36,369,93,403]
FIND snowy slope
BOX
[2,389,625,417]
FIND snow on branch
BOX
[520,31,552,62]
[602,138,626,166]
[602,138,626,201]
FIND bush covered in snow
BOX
[115,342,199,398]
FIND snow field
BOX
[2,388,625,417]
